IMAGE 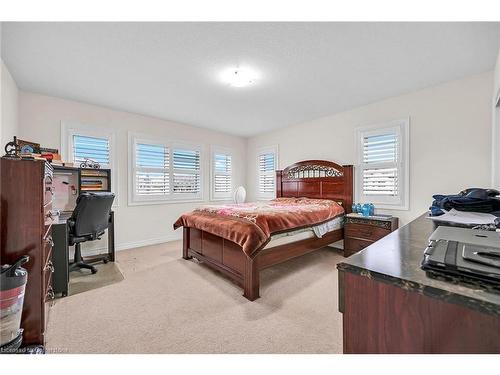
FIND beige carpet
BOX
[69,262,124,296]
[45,241,344,354]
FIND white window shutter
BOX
[258,151,276,198]
[212,152,232,199]
[73,135,110,166]
[362,132,398,197]
[172,148,201,195]
[135,143,170,196]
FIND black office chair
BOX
[68,192,115,274]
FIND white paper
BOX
[428,209,497,225]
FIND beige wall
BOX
[13,71,496,250]
[18,91,247,253]
[493,50,500,188]
[247,72,493,225]
[1,61,19,147]
[495,50,500,100]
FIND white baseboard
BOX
[79,232,182,257]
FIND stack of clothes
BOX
[430,188,500,217]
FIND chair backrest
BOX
[70,192,115,237]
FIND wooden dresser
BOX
[344,214,399,257]
[338,214,500,353]
[0,158,57,346]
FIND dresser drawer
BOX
[344,237,374,257]
[345,223,390,241]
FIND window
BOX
[211,147,233,200]
[355,118,409,210]
[61,122,117,200]
[129,133,203,204]
[257,146,278,200]
[73,134,110,166]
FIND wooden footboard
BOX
[183,226,343,301]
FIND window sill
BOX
[128,198,204,207]
[210,197,233,202]
[367,203,409,211]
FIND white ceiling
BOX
[2,22,500,137]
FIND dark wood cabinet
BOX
[343,214,398,257]
[0,158,56,346]
[340,270,500,353]
[338,214,500,353]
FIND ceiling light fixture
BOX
[220,67,259,88]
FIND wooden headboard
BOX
[276,160,354,213]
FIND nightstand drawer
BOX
[345,223,390,241]
[344,238,373,257]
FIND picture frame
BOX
[16,139,41,155]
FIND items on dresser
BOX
[422,226,500,286]
[3,136,20,158]
[429,188,500,216]
[344,213,399,257]
[427,208,498,229]
[0,158,57,347]
[17,139,41,155]
[351,203,375,216]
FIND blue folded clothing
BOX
[430,188,500,216]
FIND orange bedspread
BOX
[173,197,344,257]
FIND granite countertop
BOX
[337,213,500,316]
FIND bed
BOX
[173,160,353,301]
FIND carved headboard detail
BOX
[276,160,354,213]
[285,163,343,179]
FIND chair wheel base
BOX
[71,242,99,274]
[69,262,98,274]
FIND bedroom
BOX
[1,1,500,371]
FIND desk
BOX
[337,213,500,353]
[51,211,115,297]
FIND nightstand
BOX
[343,213,399,257]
